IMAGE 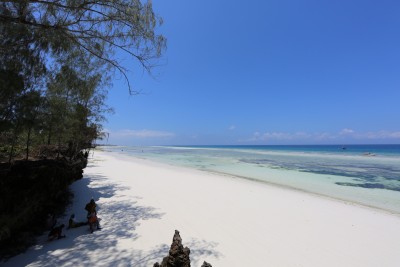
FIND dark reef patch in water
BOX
[336,182,400,192]
[240,158,400,183]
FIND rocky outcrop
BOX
[154,230,191,267]
[153,230,212,267]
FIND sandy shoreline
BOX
[3,150,400,267]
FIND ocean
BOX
[99,145,400,214]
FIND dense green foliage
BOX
[0,0,166,161]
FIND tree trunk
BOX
[8,123,19,164]
[47,121,52,145]
[9,139,16,164]
[57,136,61,159]
[26,125,32,160]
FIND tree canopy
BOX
[0,0,166,161]
[1,0,166,92]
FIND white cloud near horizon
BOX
[363,131,400,139]
[106,129,175,139]
[339,129,400,139]
[339,128,355,135]
[246,129,400,143]
[250,131,313,141]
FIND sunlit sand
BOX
[3,150,400,266]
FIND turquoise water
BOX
[100,145,400,214]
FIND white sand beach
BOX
[3,150,400,267]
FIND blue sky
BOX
[103,0,400,145]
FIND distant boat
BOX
[341,146,347,150]
[363,152,376,157]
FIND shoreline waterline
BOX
[99,145,400,215]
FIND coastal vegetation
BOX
[0,0,166,161]
[0,0,165,258]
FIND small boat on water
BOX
[363,152,376,157]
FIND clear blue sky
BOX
[103,0,400,146]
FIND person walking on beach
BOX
[85,198,101,232]
[85,198,97,216]
[87,211,101,233]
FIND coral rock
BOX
[154,230,190,267]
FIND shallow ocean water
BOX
[100,145,400,214]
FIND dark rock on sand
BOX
[153,230,191,267]
[153,230,213,267]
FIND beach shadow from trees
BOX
[2,172,221,266]
[1,173,160,266]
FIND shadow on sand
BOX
[1,171,221,266]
